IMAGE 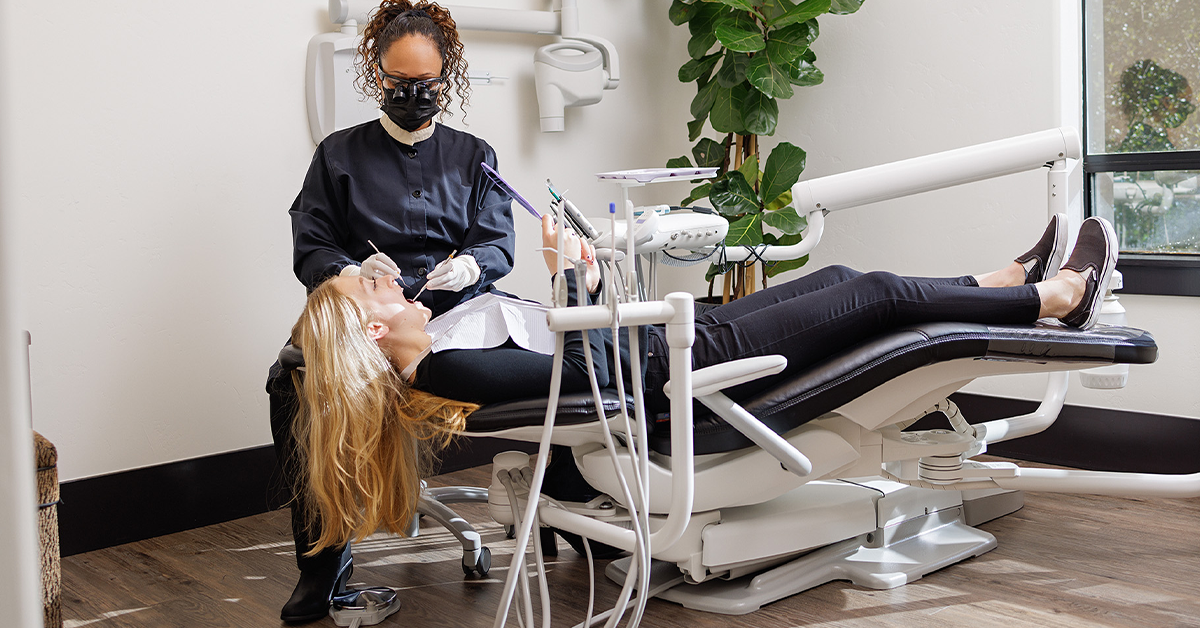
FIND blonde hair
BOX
[290,279,476,554]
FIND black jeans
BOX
[643,265,1041,408]
[267,362,348,575]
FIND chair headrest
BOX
[279,344,305,370]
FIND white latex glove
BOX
[339,264,362,277]
[361,252,401,278]
[424,254,480,292]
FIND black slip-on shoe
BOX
[281,545,354,624]
[1058,217,1118,330]
[1015,213,1068,284]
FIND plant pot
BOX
[694,295,726,318]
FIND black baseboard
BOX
[59,436,536,557]
[947,393,1200,474]
[59,397,1199,557]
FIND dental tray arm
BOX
[664,356,815,478]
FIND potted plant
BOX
[664,0,864,302]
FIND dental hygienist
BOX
[289,0,515,317]
[273,2,514,624]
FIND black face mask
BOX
[381,83,441,132]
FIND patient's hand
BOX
[541,215,600,292]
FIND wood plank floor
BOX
[61,462,1200,628]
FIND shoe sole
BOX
[1077,217,1118,331]
[1043,213,1068,281]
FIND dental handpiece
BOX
[562,198,600,241]
[546,178,599,241]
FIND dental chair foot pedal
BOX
[961,488,1024,527]
[605,558,688,598]
[329,587,401,627]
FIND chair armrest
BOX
[662,355,787,399]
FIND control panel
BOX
[600,208,729,255]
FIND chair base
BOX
[607,483,1015,616]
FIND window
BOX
[1084,0,1200,296]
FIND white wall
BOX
[4,0,1196,484]
[0,0,694,482]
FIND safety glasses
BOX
[377,70,445,101]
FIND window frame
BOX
[1081,0,1200,297]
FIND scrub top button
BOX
[417,267,427,276]
[407,150,417,159]
[412,190,422,198]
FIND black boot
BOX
[280,544,353,624]
[540,445,626,560]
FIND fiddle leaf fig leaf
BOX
[786,58,824,86]
[666,156,693,169]
[768,20,819,62]
[743,89,779,136]
[687,117,708,142]
[708,0,761,12]
[746,46,794,99]
[765,188,792,211]
[714,12,766,53]
[705,261,737,283]
[710,171,760,216]
[669,0,699,25]
[710,83,750,134]
[802,47,817,62]
[763,206,805,234]
[681,182,713,206]
[764,253,809,277]
[737,154,760,184]
[686,4,726,59]
[830,0,864,15]
[689,3,726,36]
[724,212,764,246]
[690,78,720,119]
[692,137,727,168]
[769,0,831,28]
[716,50,750,88]
[679,52,722,83]
[761,142,806,205]
[688,32,719,59]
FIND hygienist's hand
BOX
[361,252,402,279]
[424,254,480,292]
[541,215,599,293]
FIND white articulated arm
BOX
[993,468,1200,498]
[663,356,815,478]
[717,205,825,263]
[792,127,1081,214]
[977,371,1069,444]
[721,128,1080,264]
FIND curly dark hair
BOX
[354,1,470,122]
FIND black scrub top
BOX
[290,120,516,316]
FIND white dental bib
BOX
[424,293,556,356]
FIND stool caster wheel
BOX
[462,546,491,577]
[505,525,516,539]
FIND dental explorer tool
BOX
[412,249,456,300]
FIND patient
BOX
[288,213,1116,554]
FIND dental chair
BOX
[456,128,1198,622]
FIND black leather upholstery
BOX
[277,322,1157,457]
[655,322,1156,456]
[464,390,633,432]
